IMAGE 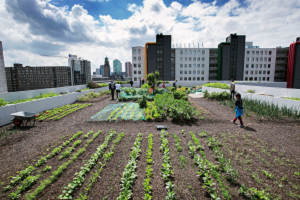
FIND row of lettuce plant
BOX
[173,133,182,152]
[50,104,91,121]
[144,134,153,199]
[160,130,176,200]
[36,104,80,121]
[25,130,101,200]
[78,132,125,199]
[117,133,143,200]
[58,130,115,199]
[3,131,85,192]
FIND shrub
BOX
[246,89,255,93]
[204,91,230,101]
[203,83,230,89]
[75,90,81,92]
[87,82,99,89]
[0,98,8,107]
[173,91,187,100]
[138,95,147,108]
[178,85,182,88]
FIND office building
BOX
[217,33,246,80]
[100,65,104,76]
[5,64,71,92]
[96,68,100,75]
[125,62,132,77]
[132,46,145,81]
[174,48,210,81]
[0,41,8,93]
[275,47,289,82]
[287,37,300,88]
[209,48,218,80]
[104,57,110,77]
[68,54,91,85]
[113,59,121,75]
[145,34,172,80]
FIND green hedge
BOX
[203,83,230,89]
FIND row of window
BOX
[180,70,205,75]
[246,57,272,62]
[133,64,141,67]
[179,77,205,81]
[245,70,271,75]
[180,50,206,55]
[133,49,142,54]
[133,57,142,61]
[180,64,205,68]
[180,57,206,62]
[246,50,272,55]
[133,71,142,74]
[245,77,270,81]
[246,64,271,68]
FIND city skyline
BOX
[0,0,300,75]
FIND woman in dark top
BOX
[231,93,244,127]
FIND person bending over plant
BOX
[231,93,244,128]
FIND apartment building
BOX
[0,41,8,93]
[132,46,145,81]
[287,37,300,88]
[243,47,277,81]
[209,48,218,80]
[275,47,289,82]
[174,48,210,81]
[5,64,71,92]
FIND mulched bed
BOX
[0,96,299,199]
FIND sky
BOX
[1,0,300,74]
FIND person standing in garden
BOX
[130,79,133,88]
[109,80,116,100]
[115,82,121,99]
[140,78,142,88]
[230,79,235,100]
[162,82,165,88]
[142,79,145,86]
[172,80,177,91]
[231,93,244,127]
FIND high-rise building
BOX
[274,47,289,82]
[113,59,121,75]
[145,34,172,80]
[132,46,145,81]
[217,33,246,80]
[104,57,110,77]
[287,37,300,88]
[5,64,71,92]
[125,62,132,77]
[96,68,100,75]
[68,54,91,85]
[0,41,8,93]
[100,65,104,75]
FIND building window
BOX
[189,71,192,74]
[197,77,200,81]
[184,64,187,68]
[255,64,258,68]
[202,51,205,54]
[264,57,267,61]
[246,64,249,68]
[263,77,265,81]
[267,71,270,74]
[254,77,257,81]
[251,57,254,61]
[201,77,204,81]
[134,64,137,67]
[197,64,200,68]
[193,57,196,61]
[134,77,137,81]
[259,77,261,81]
[268,58,271,62]
[184,71,187,74]
[197,57,200,61]
[245,77,248,81]
[185,50,188,54]
[260,51,263,55]
[202,64,205,68]
[202,57,205,61]
[193,50,196,55]
[138,57,141,61]
[198,50,201,54]
[256,51,259,55]
[193,64,196,68]
[249,77,253,81]
[138,49,141,54]
[185,57,187,61]
[134,71,137,74]
[193,70,196,74]
[252,51,255,55]
[189,64,192,68]
[133,49,136,54]
[245,71,248,74]
[184,77,187,81]
[267,77,270,81]
[255,70,258,74]
[180,57,183,61]
[188,77,191,81]
[264,64,267,68]
[256,57,259,62]
[180,50,183,54]
[246,57,249,61]
[260,57,263,61]
[189,50,192,55]
[197,70,200,74]
[180,64,183,68]
[259,71,262,74]
[260,64,262,68]
[246,51,249,55]
[269,51,272,55]
[180,71,183,74]
[133,57,136,61]
[263,71,266,74]
[138,71,141,74]
[201,70,204,74]
[180,77,183,81]
[268,64,271,68]
[250,71,253,74]
[251,64,254,68]
[138,64,141,67]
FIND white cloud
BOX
[1,0,300,74]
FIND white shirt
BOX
[116,84,121,90]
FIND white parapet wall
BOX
[0,86,109,127]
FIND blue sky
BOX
[1,0,300,73]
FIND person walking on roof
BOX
[109,80,116,100]
[130,79,133,88]
[231,93,244,128]
[172,80,177,91]
[230,79,235,100]
[116,82,121,99]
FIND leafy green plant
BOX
[203,82,230,89]
[43,166,52,172]
[144,134,153,199]
[199,131,208,138]
[246,89,255,93]
[189,132,204,150]
[173,134,182,152]
[35,157,47,167]
[238,184,271,200]
[138,94,148,108]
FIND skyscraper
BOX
[100,65,104,75]
[125,62,132,77]
[68,54,91,85]
[0,41,8,93]
[113,59,121,75]
[104,57,110,77]
[96,68,100,75]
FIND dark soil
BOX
[0,95,299,199]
